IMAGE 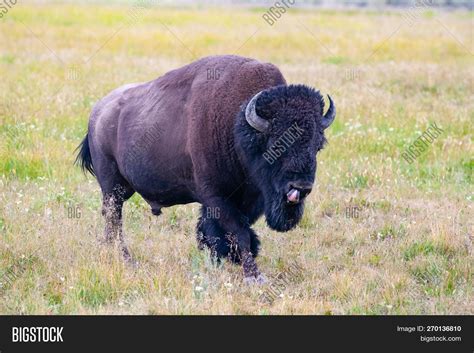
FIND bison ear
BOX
[321,95,336,130]
[245,91,270,133]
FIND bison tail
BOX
[75,133,95,176]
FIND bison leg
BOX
[93,150,135,261]
[238,215,261,259]
[196,211,233,262]
[199,198,263,281]
[197,206,261,265]
[101,185,134,261]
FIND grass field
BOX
[0,2,472,314]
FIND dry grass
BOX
[0,2,472,314]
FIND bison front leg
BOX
[201,198,264,282]
[196,208,234,262]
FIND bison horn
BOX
[245,91,270,132]
[321,95,336,129]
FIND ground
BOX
[0,2,472,314]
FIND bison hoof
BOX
[243,273,267,285]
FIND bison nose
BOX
[286,181,313,204]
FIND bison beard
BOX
[76,55,335,282]
[266,196,305,232]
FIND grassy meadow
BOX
[0,2,472,314]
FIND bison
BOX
[76,55,335,282]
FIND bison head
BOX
[235,84,335,232]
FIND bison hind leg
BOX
[92,145,135,261]
[100,183,135,261]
